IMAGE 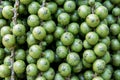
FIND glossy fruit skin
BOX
[35,76,46,80]
[13,60,26,74]
[56,46,68,58]
[112,53,120,67]
[83,50,96,63]
[2,6,13,19]
[43,49,54,63]
[4,56,11,66]
[37,58,50,71]
[83,40,92,49]
[0,19,7,28]
[58,63,71,77]
[110,39,120,51]
[114,70,120,80]
[110,24,120,36]
[43,20,56,33]
[82,59,92,68]
[18,4,26,14]
[26,54,37,64]
[93,59,106,74]
[61,32,74,46]
[15,49,26,61]
[101,51,111,64]
[46,2,57,14]
[54,26,64,39]
[71,11,79,22]
[43,67,55,80]
[26,64,38,76]
[106,14,116,25]
[94,43,107,57]
[1,26,11,37]
[80,22,91,35]
[85,32,99,45]
[96,24,109,38]
[78,5,91,19]
[13,24,26,36]
[54,73,65,80]
[95,6,108,20]
[112,7,120,16]
[20,0,33,5]
[27,15,40,28]
[58,13,70,26]
[64,0,76,13]
[29,45,42,59]
[0,65,10,78]
[86,14,100,28]
[32,26,46,41]
[71,39,83,52]
[84,70,93,80]
[103,0,114,11]
[101,68,112,80]
[92,76,104,80]
[38,7,51,20]
[28,2,40,14]
[68,22,79,35]
[72,61,83,73]
[71,75,79,80]
[2,34,16,48]
[66,52,80,66]
[27,34,38,46]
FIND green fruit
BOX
[83,40,92,49]
[15,49,26,61]
[96,24,109,38]
[26,54,37,64]
[27,34,38,46]
[55,0,65,5]
[26,64,38,76]
[0,65,10,78]
[43,20,56,33]
[100,36,110,47]
[32,26,46,40]
[46,2,57,14]
[55,8,64,18]
[82,59,92,68]
[28,2,40,14]
[0,48,5,59]
[61,32,74,46]
[64,0,76,13]
[0,19,7,28]
[4,56,11,66]
[101,68,112,80]
[43,67,55,80]
[58,13,70,26]
[114,70,120,80]
[71,11,79,22]
[29,45,42,59]
[13,60,26,74]
[110,0,120,4]
[86,14,100,28]
[66,52,80,66]
[1,26,11,37]
[92,76,103,80]
[80,22,91,35]
[85,32,99,45]
[111,39,120,51]
[71,39,83,52]
[83,50,96,63]
[112,53,120,67]
[13,24,26,36]
[54,73,65,80]
[72,61,83,73]
[95,6,108,20]
[103,0,114,11]
[43,49,54,63]
[38,7,51,20]
[58,63,71,77]
[44,34,54,44]
[56,46,68,58]
[16,35,26,44]
[110,24,120,36]
[54,26,64,39]
[112,7,120,16]
[94,43,107,57]
[20,0,33,5]
[18,4,26,14]
[27,15,40,27]
[78,5,91,19]
[106,14,116,25]
[2,6,13,19]
[93,59,106,74]
[2,34,16,48]
[68,22,79,35]
[88,0,95,6]
[37,58,50,71]
[35,76,46,80]
[101,51,111,64]
[84,70,94,80]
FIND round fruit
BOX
[2,6,13,19]
[2,34,16,48]
[93,59,106,74]
[38,7,51,20]
[84,70,93,80]
[29,45,42,59]
[78,5,91,19]
[15,49,26,61]
[0,19,7,28]
[0,65,10,78]
[112,7,120,16]
[58,63,71,77]
[66,52,80,66]
[13,60,26,74]
[64,0,76,13]
[114,70,120,80]
[32,26,46,41]
[20,0,33,5]
[110,39,120,51]
[1,26,11,37]
[46,2,57,14]
[110,24,120,36]
[72,61,83,73]
[85,32,99,45]
[58,13,70,26]
[95,6,108,20]
[101,68,112,80]
[54,73,64,80]
[54,26,64,39]
[37,58,50,71]
[92,76,104,80]
[13,24,26,36]
[83,50,96,63]
[27,15,40,27]
[112,53,120,67]
[86,14,100,28]
[61,32,74,46]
